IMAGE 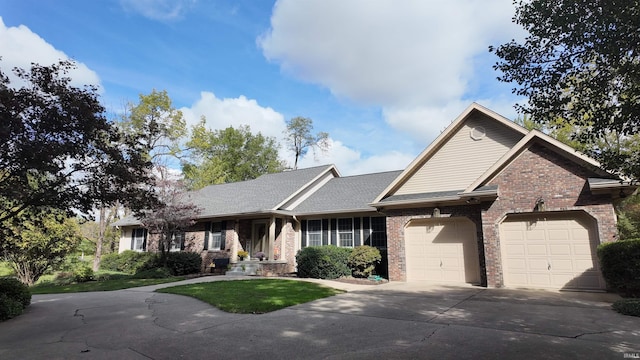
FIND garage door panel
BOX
[548,244,571,256]
[505,244,525,256]
[528,258,549,271]
[405,218,480,284]
[500,213,605,290]
[527,244,547,255]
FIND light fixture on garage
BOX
[534,197,545,212]
[433,207,441,218]
[466,197,480,204]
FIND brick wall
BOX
[384,144,617,287]
[385,205,484,282]
[481,144,616,287]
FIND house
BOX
[114,103,635,290]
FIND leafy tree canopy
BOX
[490,0,640,179]
[120,89,186,166]
[183,120,285,189]
[1,207,83,285]
[0,60,157,227]
[284,116,329,170]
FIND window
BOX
[208,222,223,250]
[170,231,185,252]
[338,218,354,247]
[307,220,322,246]
[370,217,387,248]
[132,228,146,251]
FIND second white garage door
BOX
[500,212,605,290]
[405,218,480,284]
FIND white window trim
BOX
[209,223,223,251]
[338,218,354,248]
[307,219,323,247]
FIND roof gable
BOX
[373,103,528,203]
[188,165,338,218]
[463,130,613,193]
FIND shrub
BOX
[296,246,352,279]
[73,265,94,283]
[348,246,382,278]
[163,252,202,276]
[612,298,640,317]
[100,250,156,274]
[0,293,24,321]
[132,267,171,279]
[0,277,31,307]
[597,239,640,297]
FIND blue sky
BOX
[0,0,524,175]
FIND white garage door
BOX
[405,218,480,284]
[500,212,604,290]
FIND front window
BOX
[338,218,354,247]
[132,228,146,251]
[170,231,185,251]
[370,216,387,248]
[307,220,322,246]
[209,222,222,250]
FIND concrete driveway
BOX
[0,276,638,359]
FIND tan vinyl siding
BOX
[395,114,525,195]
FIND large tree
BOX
[0,60,157,229]
[284,117,329,170]
[183,120,285,189]
[1,208,83,286]
[120,89,187,176]
[91,89,186,271]
[490,0,640,180]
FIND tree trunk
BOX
[93,206,107,271]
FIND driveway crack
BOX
[426,289,485,322]
[73,309,86,324]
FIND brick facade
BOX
[385,144,617,287]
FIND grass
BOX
[157,279,344,314]
[30,276,186,294]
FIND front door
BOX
[252,221,268,258]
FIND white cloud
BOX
[180,92,414,175]
[295,138,414,176]
[180,91,287,140]
[0,17,101,90]
[259,0,524,143]
[119,0,196,21]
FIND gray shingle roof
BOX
[188,165,335,217]
[113,165,335,226]
[292,170,403,214]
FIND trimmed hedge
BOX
[162,252,202,276]
[612,298,640,317]
[348,246,382,278]
[101,251,202,276]
[100,250,156,274]
[0,277,31,321]
[296,246,352,279]
[597,239,640,297]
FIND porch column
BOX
[231,220,239,263]
[268,216,276,260]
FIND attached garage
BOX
[500,212,605,290]
[404,218,481,284]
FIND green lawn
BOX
[157,279,344,314]
[30,276,186,294]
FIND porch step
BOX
[227,262,260,276]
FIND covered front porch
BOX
[227,216,298,275]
